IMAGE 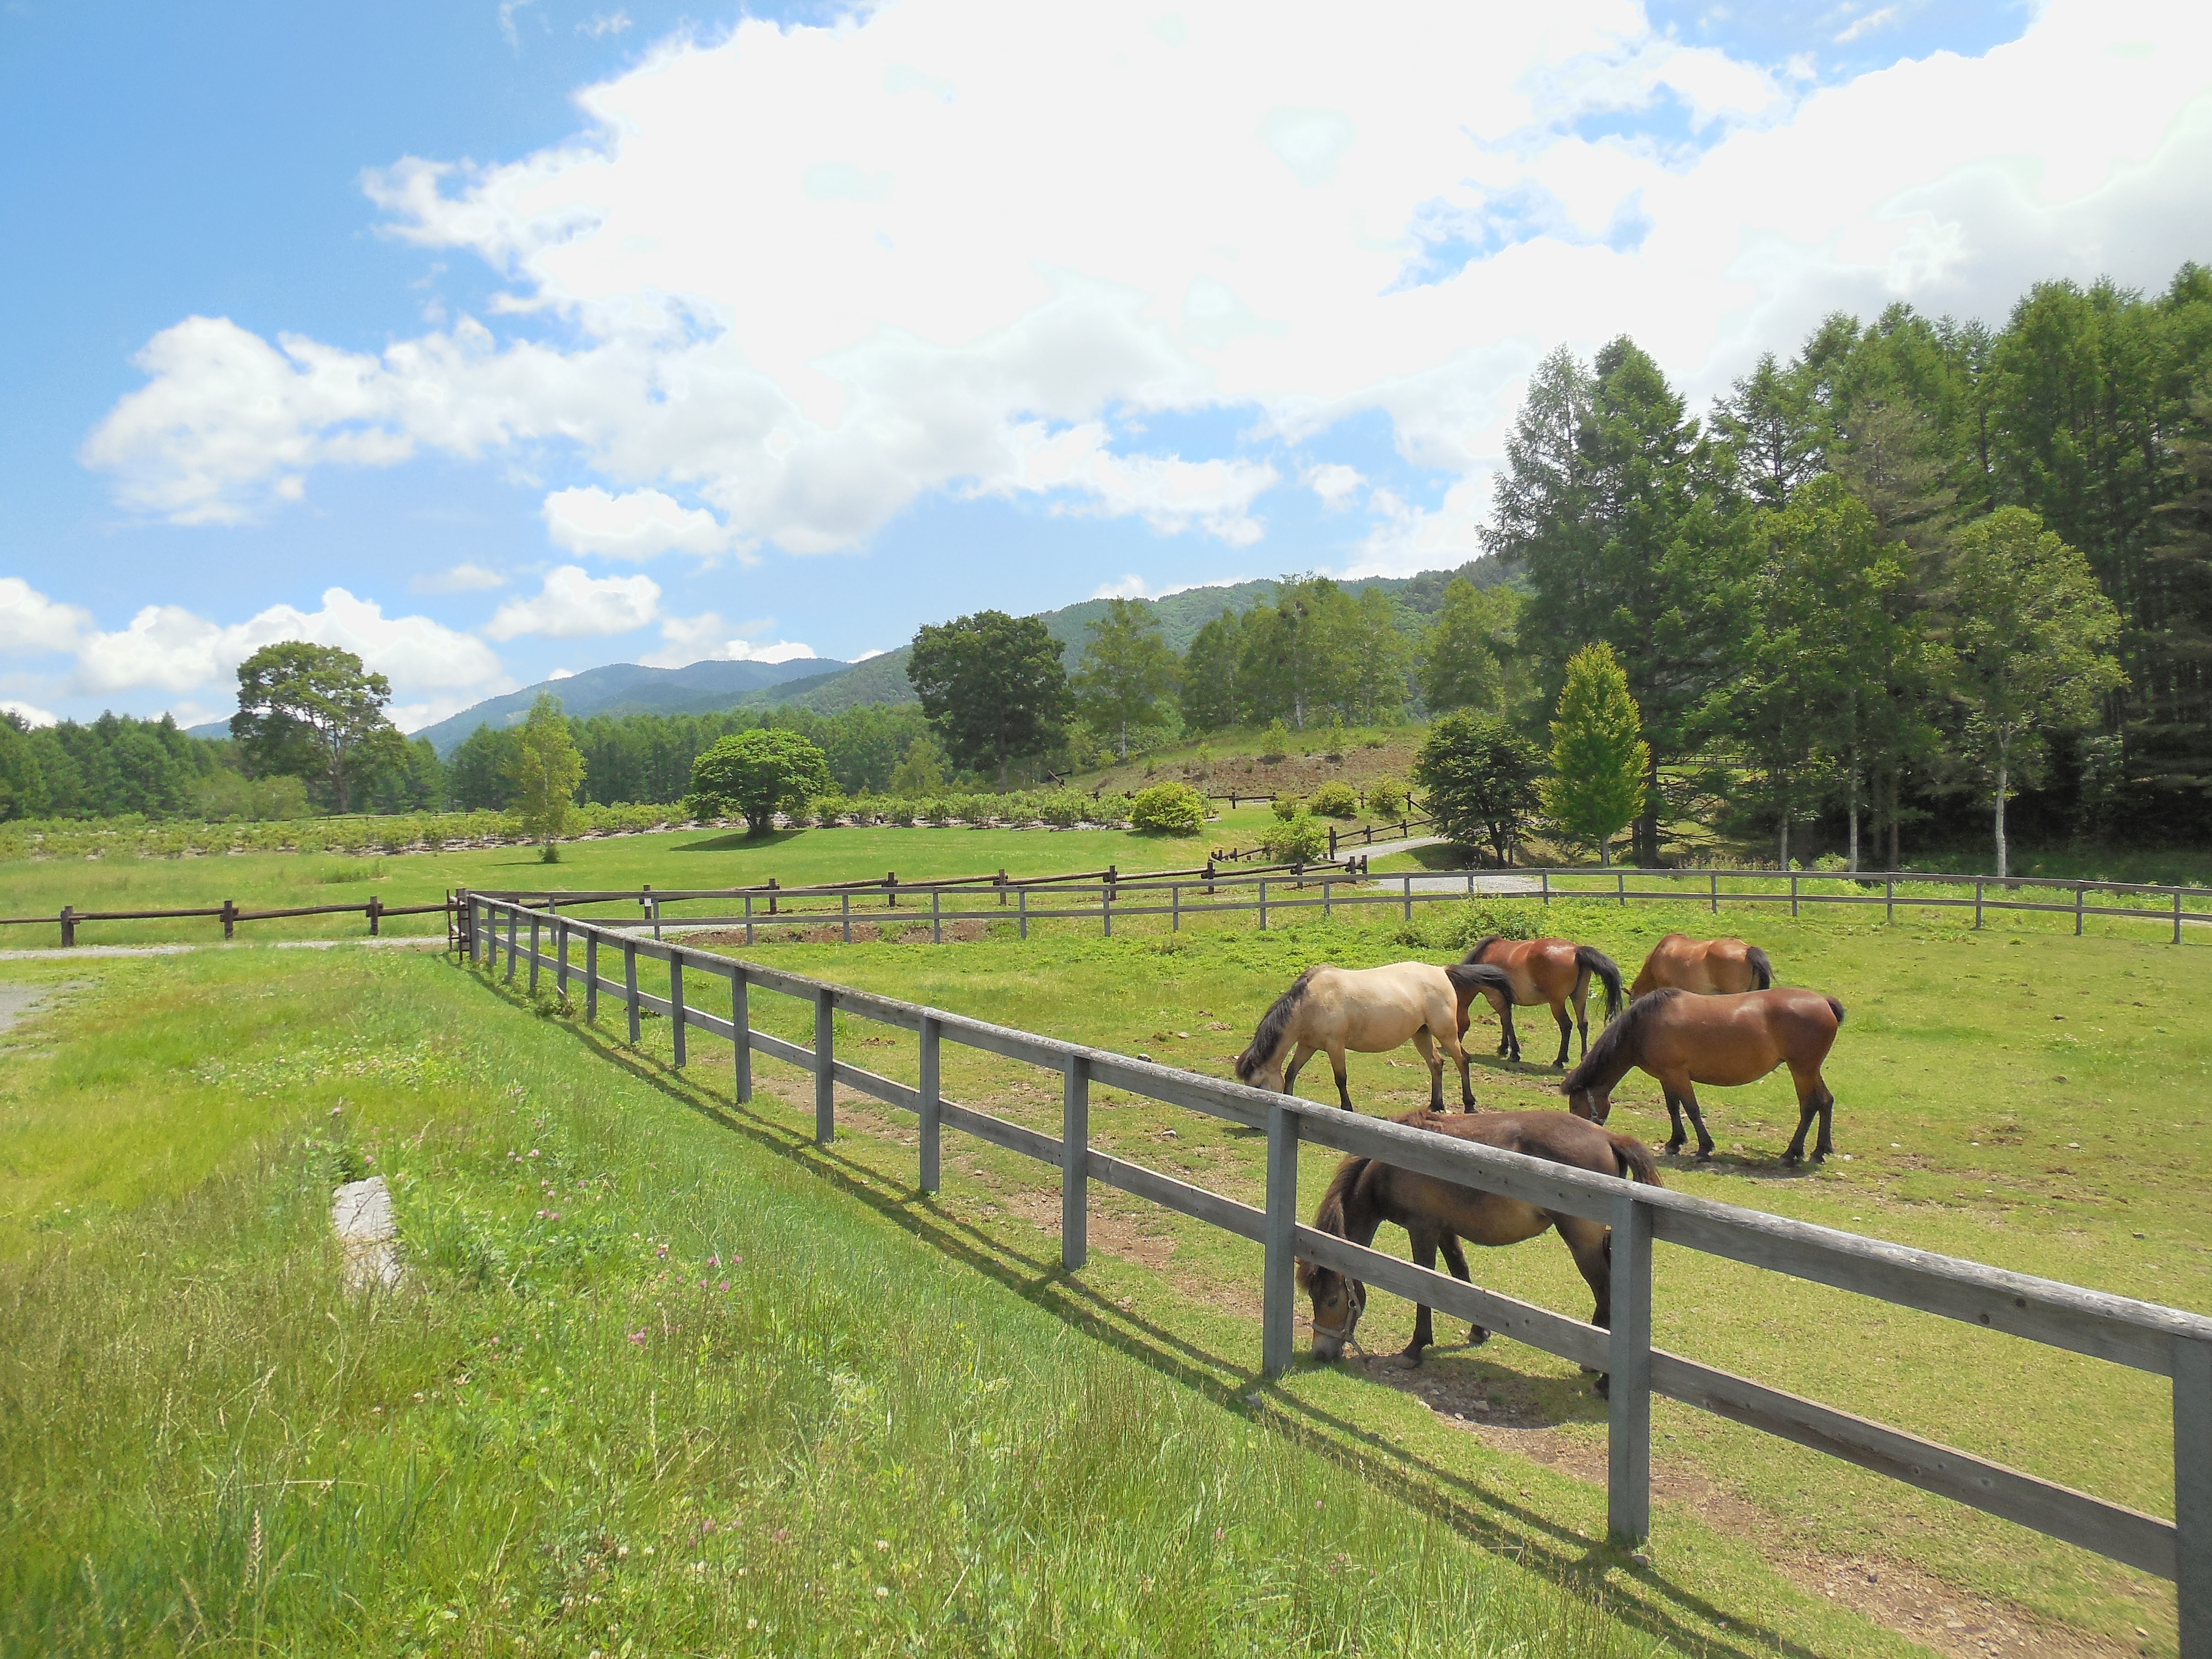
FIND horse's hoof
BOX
[1467,1326,1491,1346]
[1695,1148,1713,1163]
[1389,1349,1423,1370]
[1779,1151,1802,1167]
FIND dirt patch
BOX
[0,980,85,1038]
[1354,1360,2138,1659]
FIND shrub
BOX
[1130,782,1207,836]
[1035,789,1090,828]
[1259,718,1290,761]
[1271,794,1304,822]
[1390,900,1539,950]
[1365,777,1409,818]
[1259,812,1328,863]
[1092,791,1134,826]
[1309,781,1358,818]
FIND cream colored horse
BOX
[1234,962,1514,1112]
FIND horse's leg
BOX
[1660,1088,1687,1156]
[1573,972,1592,1058]
[1496,995,1520,1063]
[1439,1233,1487,1345]
[1435,1020,1475,1110]
[1675,1079,1717,1160]
[1550,997,1573,1068]
[1401,1228,1440,1362]
[1783,1062,1835,1164]
[1559,1214,1613,1397]
[1282,1042,1313,1094]
[1410,1028,1444,1112]
[1328,1042,1353,1112]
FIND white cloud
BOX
[1,699,58,728]
[547,666,576,679]
[542,485,734,560]
[0,577,94,655]
[579,10,631,37]
[486,565,661,639]
[1092,574,1156,600]
[409,562,507,593]
[74,0,2212,567]
[853,648,887,661]
[1304,462,1366,510]
[1835,8,1900,46]
[642,610,817,668]
[70,587,507,696]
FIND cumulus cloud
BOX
[1,699,59,728]
[642,610,817,668]
[0,577,95,655]
[1304,463,1366,510]
[74,0,2212,565]
[70,587,506,695]
[409,562,507,593]
[486,565,661,639]
[542,485,734,560]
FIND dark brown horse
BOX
[1296,1108,1661,1368]
[1459,937,1623,1067]
[1630,933,1773,998]
[1562,987,1845,1165]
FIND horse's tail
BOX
[1745,946,1773,991]
[1562,988,1676,1098]
[1575,946,1623,1020]
[1236,968,1317,1084]
[1608,1133,1662,1188]
[1826,996,1846,1025]
[1445,962,1512,1001]
[1459,936,1503,965]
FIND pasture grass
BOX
[1,947,1664,1659]
[646,896,2210,1654]
[0,815,1283,949]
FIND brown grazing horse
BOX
[1630,933,1772,999]
[1458,937,1623,1067]
[1562,987,1845,1165]
[1297,1108,1661,1367]
[1237,962,1514,1111]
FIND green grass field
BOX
[7,851,2208,1654]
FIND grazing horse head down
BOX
[1297,1108,1662,1366]
[1235,968,1319,1092]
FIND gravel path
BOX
[1351,838,1542,896]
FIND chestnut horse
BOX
[1297,1108,1661,1367]
[1236,962,1514,1112]
[1630,933,1772,999]
[1562,987,1845,1165]
[1458,937,1623,1067]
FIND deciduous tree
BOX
[1412,711,1543,866]
[230,643,404,814]
[1072,598,1178,760]
[907,611,1071,785]
[685,729,831,837]
[509,695,586,858]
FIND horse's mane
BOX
[1236,967,1319,1083]
[1562,987,1682,1097]
[1459,936,1504,965]
[1294,1152,1370,1288]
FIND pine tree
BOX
[1541,643,1649,866]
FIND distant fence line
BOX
[458,864,2212,952]
[9,863,2207,951]
[464,893,2212,1652]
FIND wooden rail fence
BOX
[458,864,2212,951]
[469,893,2212,1653]
[0,894,463,948]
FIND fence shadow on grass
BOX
[476,962,1839,1659]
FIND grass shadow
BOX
[670,830,806,854]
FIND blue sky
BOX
[4,0,2203,731]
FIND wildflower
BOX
[875,1540,889,1552]
[875,1587,889,1599]
[719,1281,729,1292]
[709,1254,720,1269]
[628,1330,648,1345]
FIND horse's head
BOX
[1234,1045,1287,1093]
[1564,1084,1612,1124]
[1296,1258,1367,1362]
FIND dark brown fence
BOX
[465,894,2212,1654]
[0,894,463,948]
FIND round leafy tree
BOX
[1411,713,1542,866]
[1308,781,1358,818]
[1130,781,1207,836]
[685,730,831,837]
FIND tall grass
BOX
[0,955,1642,1658]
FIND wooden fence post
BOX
[1618,870,1626,908]
[528,913,541,994]
[1262,1103,1300,1377]
[813,989,835,1145]
[1608,1191,1655,1548]
[1322,879,1332,923]
[2178,888,2187,947]
[505,909,518,983]
[932,887,942,944]
[1061,1055,1089,1271]
[1172,882,1182,932]
[1403,873,1413,921]
[2076,883,2086,937]
[367,895,382,937]
[2176,1334,2212,1659]
[1541,870,1551,906]
[1259,878,1269,930]
[918,1015,941,1194]
[1710,871,1719,915]
[669,954,686,1068]
[1018,888,1028,940]
[1790,872,1799,919]
[583,933,599,1023]
[731,968,750,1103]
[1887,876,1895,924]
[1101,883,1112,939]
[1975,879,1985,929]
[222,899,237,942]
[623,940,640,1045]
[555,918,569,998]
[58,905,74,949]
[745,894,754,946]
[842,891,852,944]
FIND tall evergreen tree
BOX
[1541,643,1649,867]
